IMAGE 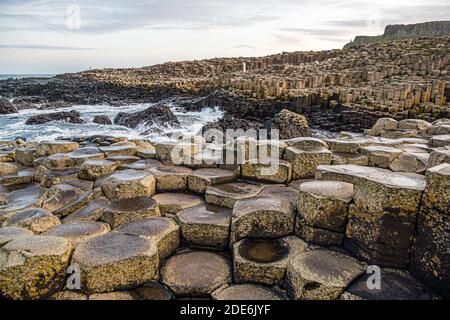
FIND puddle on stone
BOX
[239,238,289,263]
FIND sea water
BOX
[0,103,223,142]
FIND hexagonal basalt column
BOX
[72,232,159,294]
[156,142,200,165]
[212,284,285,300]
[241,160,293,184]
[102,197,160,228]
[42,184,83,213]
[230,196,295,245]
[152,193,204,217]
[359,145,403,168]
[0,235,73,299]
[114,218,179,259]
[0,168,35,186]
[283,146,331,179]
[205,182,263,208]
[187,168,236,194]
[0,226,34,247]
[233,236,307,285]
[35,166,80,188]
[99,142,137,157]
[68,147,105,167]
[149,166,193,192]
[43,221,110,247]
[63,197,110,223]
[2,208,61,234]
[36,140,79,156]
[295,180,353,246]
[161,251,231,297]
[99,169,156,200]
[79,160,119,181]
[286,249,364,300]
[411,163,450,297]
[176,204,232,249]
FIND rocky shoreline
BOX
[1,37,449,134]
[0,115,448,300]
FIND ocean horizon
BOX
[0,74,56,80]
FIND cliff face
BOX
[344,21,450,48]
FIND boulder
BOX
[25,110,85,125]
[267,109,310,139]
[93,115,112,125]
[398,119,432,133]
[369,118,398,136]
[0,96,18,114]
[114,105,180,129]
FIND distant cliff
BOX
[344,21,450,48]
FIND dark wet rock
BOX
[201,115,262,137]
[114,105,179,129]
[25,110,85,125]
[286,249,364,300]
[0,96,18,114]
[38,100,72,110]
[93,115,112,125]
[342,268,439,300]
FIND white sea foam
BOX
[0,103,223,142]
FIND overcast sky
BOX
[0,0,448,74]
